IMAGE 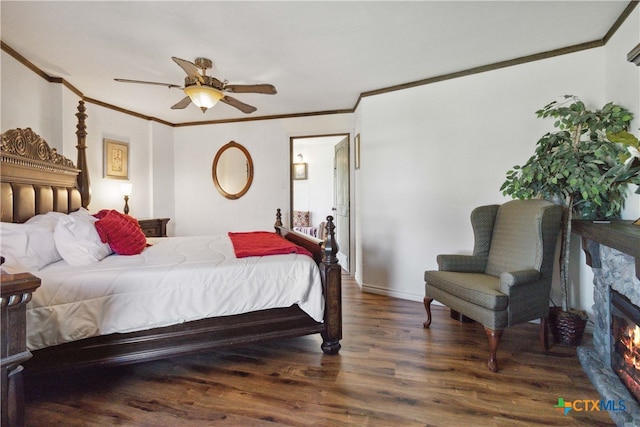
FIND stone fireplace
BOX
[573,220,640,426]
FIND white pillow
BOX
[1,219,62,274]
[26,211,66,229]
[54,209,113,265]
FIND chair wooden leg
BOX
[540,316,549,351]
[423,297,434,328]
[484,327,503,373]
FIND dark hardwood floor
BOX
[24,274,614,426]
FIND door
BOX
[333,136,349,270]
[291,134,350,272]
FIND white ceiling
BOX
[1,1,633,125]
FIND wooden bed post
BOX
[319,215,342,354]
[75,100,90,208]
[273,209,343,354]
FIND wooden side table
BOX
[138,218,170,237]
[1,271,40,427]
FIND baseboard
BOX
[361,284,433,304]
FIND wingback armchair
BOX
[423,199,563,372]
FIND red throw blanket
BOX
[228,231,313,259]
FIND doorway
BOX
[290,134,350,271]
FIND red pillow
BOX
[93,210,147,255]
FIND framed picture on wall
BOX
[293,162,307,180]
[104,139,129,179]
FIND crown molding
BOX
[3,1,637,127]
[629,43,640,66]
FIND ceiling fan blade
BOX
[171,96,192,110]
[172,57,204,83]
[114,78,182,89]
[224,84,277,95]
[220,96,257,114]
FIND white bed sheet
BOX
[27,234,324,350]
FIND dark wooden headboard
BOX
[1,101,90,223]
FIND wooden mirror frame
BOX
[212,141,254,200]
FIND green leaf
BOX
[608,131,639,147]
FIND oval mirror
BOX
[212,141,254,200]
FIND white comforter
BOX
[27,234,324,350]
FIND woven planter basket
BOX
[549,306,588,346]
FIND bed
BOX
[0,101,342,418]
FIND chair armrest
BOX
[499,269,541,293]
[437,254,487,272]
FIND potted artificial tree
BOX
[608,130,640,195]
[500,95,639,344]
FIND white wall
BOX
[1,52,174,225]
[1,51,60,148]
[357,49,605,303]
[354,7,639,317]
[73,104,150,217]
[150,121,176,235]
[172,115,353,236]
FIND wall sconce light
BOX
[121,183,133,215]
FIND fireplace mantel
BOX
[573,220,640,425]
[572,220,640,279]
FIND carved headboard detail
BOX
[1,128,81,223]
[1,101,90,223]
[1,128,77,170]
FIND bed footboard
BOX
[275,209,342,354]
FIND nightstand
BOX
[138,218,170,237]
[1,271,41,427]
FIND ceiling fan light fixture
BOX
[115,57,270,114]
[184,85,224,112]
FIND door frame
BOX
[290,133,351,273]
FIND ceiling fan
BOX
[115,57,277,114]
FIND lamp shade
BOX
[120,183,133,196]
[184,85,224,112]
